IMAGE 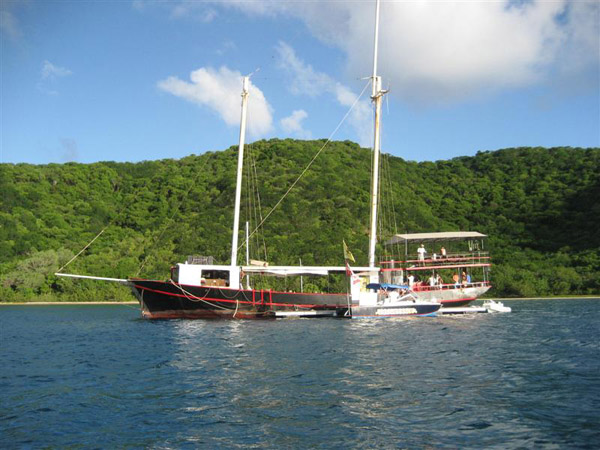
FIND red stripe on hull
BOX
[133,283,344,309]
[131,279,349,320]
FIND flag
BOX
[343,240,355,263]
[345,260,353,277]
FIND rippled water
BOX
[1,300,599,448]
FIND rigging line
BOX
[249,144,268,261]
[136,155,210,276]
[385,153,399,235]
[247,142,266,261]
[239,79,372,252]
[246,142,265,265]
[245,142,255,259]
[379,152,386,238]
[381,152,391,239]
[57,158,203,273]
[169,280,229,309]
[256,163,269,262]
[57,228,108,273]
[380,153,398,260]
[385,156,394,247]
[381,152,397,259]
[56,168,160,273]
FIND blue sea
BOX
[1,299,599,449]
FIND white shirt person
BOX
[417,244,427,262]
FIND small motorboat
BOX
[482,300,512,313]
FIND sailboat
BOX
[57,0,443,319]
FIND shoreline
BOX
[1,297,599,306]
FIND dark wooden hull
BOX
[129,279,349,319]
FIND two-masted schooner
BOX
[58,1,498,319]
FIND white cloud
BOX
[170,3,217,22]
[37,60,72,95]
[0,0,26,42]
[131,0,145,12]
[280,110,311,139]
[157,66,273,137]
[220,1,599,105]
[132,0,218,22]
[275,41,331,97]
[41,60,72,79]
[276,42,372,146]
[215,39,237,56]
[0,9,20,41]
[333,83,372,148]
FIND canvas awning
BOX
[386,231,487,245]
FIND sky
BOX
[1,0,599,165]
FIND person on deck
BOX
[440,246,447,258]
[453,273,460,286]
[408,274,415,287]
[436,274,444,288]
[417,244,427,263]
[428,274,436,287]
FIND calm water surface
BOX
[1,300,599,449]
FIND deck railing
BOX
[380,251,490,269]
[410,281,490,292]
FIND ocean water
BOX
[1,300,599,449]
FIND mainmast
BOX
[231,76,249,269]
[368,0,386,268]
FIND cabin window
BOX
[201,270,230,287]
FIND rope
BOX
[217,286,254,303]
[380,152,398,251]
[56,161,184,273]
[239,79,371,251]
[247,142,268,261]
[169,279,230,310]
[57,227,108,273]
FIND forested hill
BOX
[1,139,598,301]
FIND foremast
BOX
[230,76,250,288]
[368,0,387,269]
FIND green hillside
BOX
[1,139,598,301]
